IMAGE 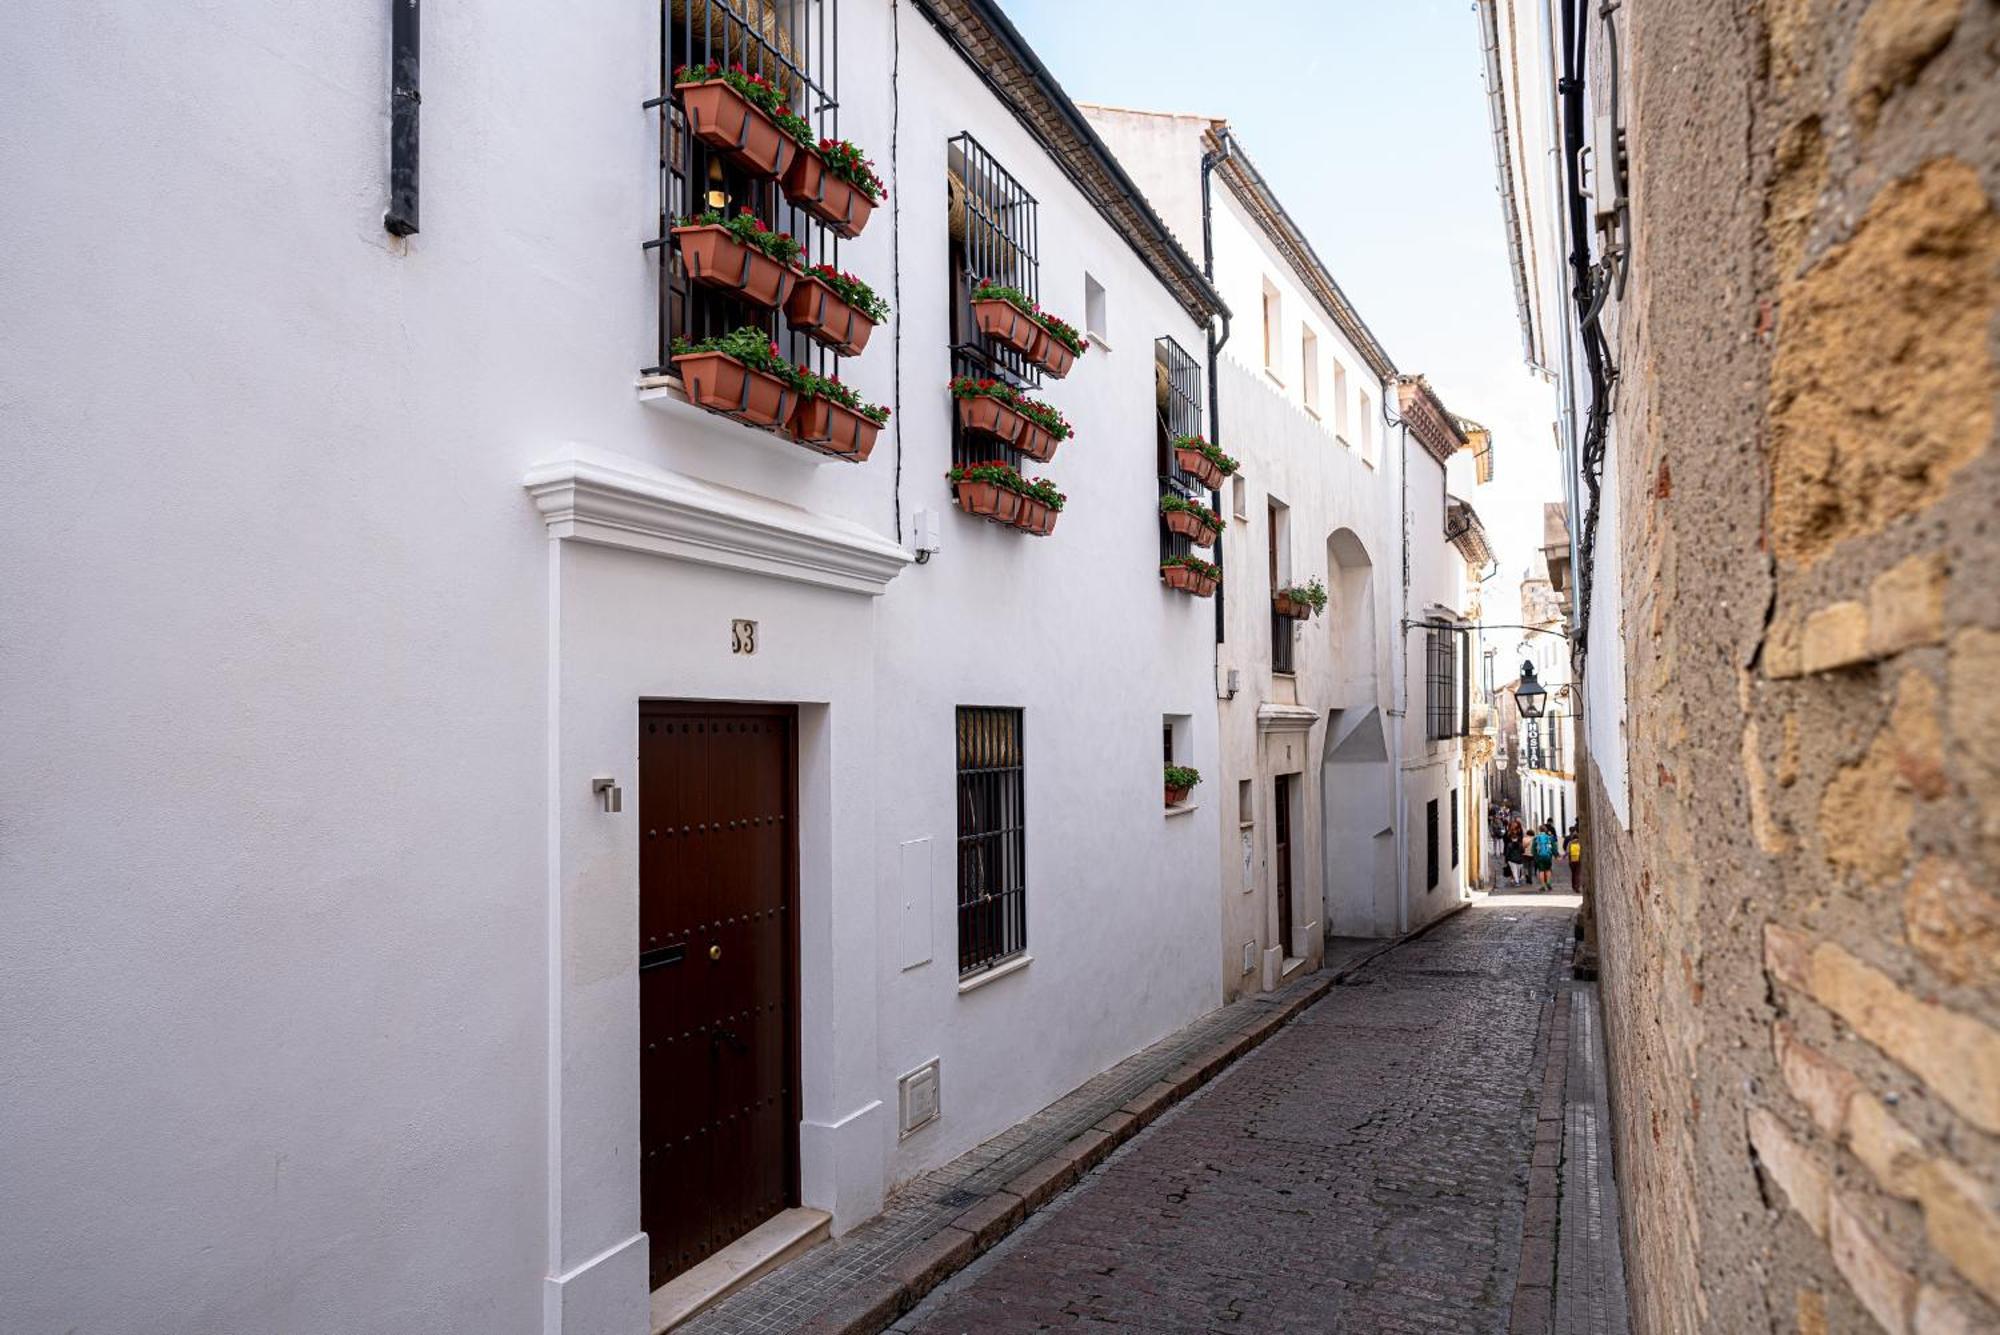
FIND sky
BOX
[999,0,1562,596]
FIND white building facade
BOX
[0,4,1233,1334]
[1082,108,1411,986]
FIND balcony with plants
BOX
[645,15,893,469]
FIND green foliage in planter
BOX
[946,460,1029,493]
[1165,764,1202,792]
[672,327,809,389]
[1023,475,1066,511]
[803,263,890,323]
[1275,577,1329,614]
[1173,434,1239,476]
[1013,394,1073,441]
[675,207,803,267]
[970,280,1087,358]
[949,374,1015,401]
[800,369,890,425]
[947,376,1073,442]
[1158,493,1223,529]
[673,61,815,147]
[812,137,887,201]
[1161,554,1223,581]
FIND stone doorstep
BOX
[652,1207,832,1333]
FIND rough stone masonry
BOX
[1581,0,2000,1332]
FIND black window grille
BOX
[1450,789,1460,868]
[646,0,843,378]
[1269,503,1295,674]
[950,133,1041,471]
[1426,798,1440,890]
[957,706,1026,975]
[1425,622,1467,741]
[1156,335,1207,566]
[1549,714,1566,773]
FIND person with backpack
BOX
[1532,823,1557,891]
[1566,823,1584,895]
[1489,805,1512,885]
[1505,816,1526,887]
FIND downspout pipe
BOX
[1202,133,1236,649]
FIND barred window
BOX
[949,132,1041,471]
[1156,335,1210,580]
[957,707,1026,976]
[1425,623,1468,741]
[647,0,844,379]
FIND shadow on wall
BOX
[1322,706,1398,938]
[1327,528,1377,710]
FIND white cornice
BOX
[523,451,912,596]
[1255,703,1320,735]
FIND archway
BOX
[1325,528,1377,711]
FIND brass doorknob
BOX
[708,944,722,961]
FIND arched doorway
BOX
[1320,531,1397,936]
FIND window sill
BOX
[958,953,1032,994]
[1164,802,1199,819]
[1302,404,1321,421]
[1263,369,1287,389]
[1087,331,1112,352]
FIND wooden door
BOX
[1274,774,1295,959]
[638,702,799,1290]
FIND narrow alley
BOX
[888,895,1624,1333]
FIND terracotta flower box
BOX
[1161,565,1219,598]
[1273,592,1315,620]
[785,274,877,356]
[674,224,800,308]
[1013,496,1060,537]
[954,478,1023,525]
[956,393,1028,446]
[1163,508,1218,547]
[679,79,800,180]
[1033,337,1077,380]
[1015,419,1061,464]
[782,151,876,239]
[1164,782,1192,807]
[1173,445,1226,490]
[671,349,801,430]
[972,297,1048,362]
[792,395,882,462]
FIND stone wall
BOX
[1591,1,2000,1331]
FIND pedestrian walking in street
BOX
[1505,816,1526,886]
[1532,824,1556,891]
[1566,823,1584,895]
[1490,805,1511,886]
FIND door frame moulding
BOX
[525,450,913,594]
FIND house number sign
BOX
[731,619,758,655]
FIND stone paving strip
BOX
[891,894,1611,1333]
[677,936,1415,1335]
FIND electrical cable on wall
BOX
[889,0,904,546]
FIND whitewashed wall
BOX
[0,3,1223,1333]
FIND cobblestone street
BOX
[893,896,1621,1334]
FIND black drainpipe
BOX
[1201,133,1235,646]
[385,0,420,236]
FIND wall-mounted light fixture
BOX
[592,777,622,814]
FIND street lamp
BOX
[1515,662,1548,720]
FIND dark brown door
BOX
[639,702,799,1290]
[1274,774,1295,959]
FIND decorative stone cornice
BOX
[524,452,912,596]
[1397,377,1469,464]
[1255,703,1321,735]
